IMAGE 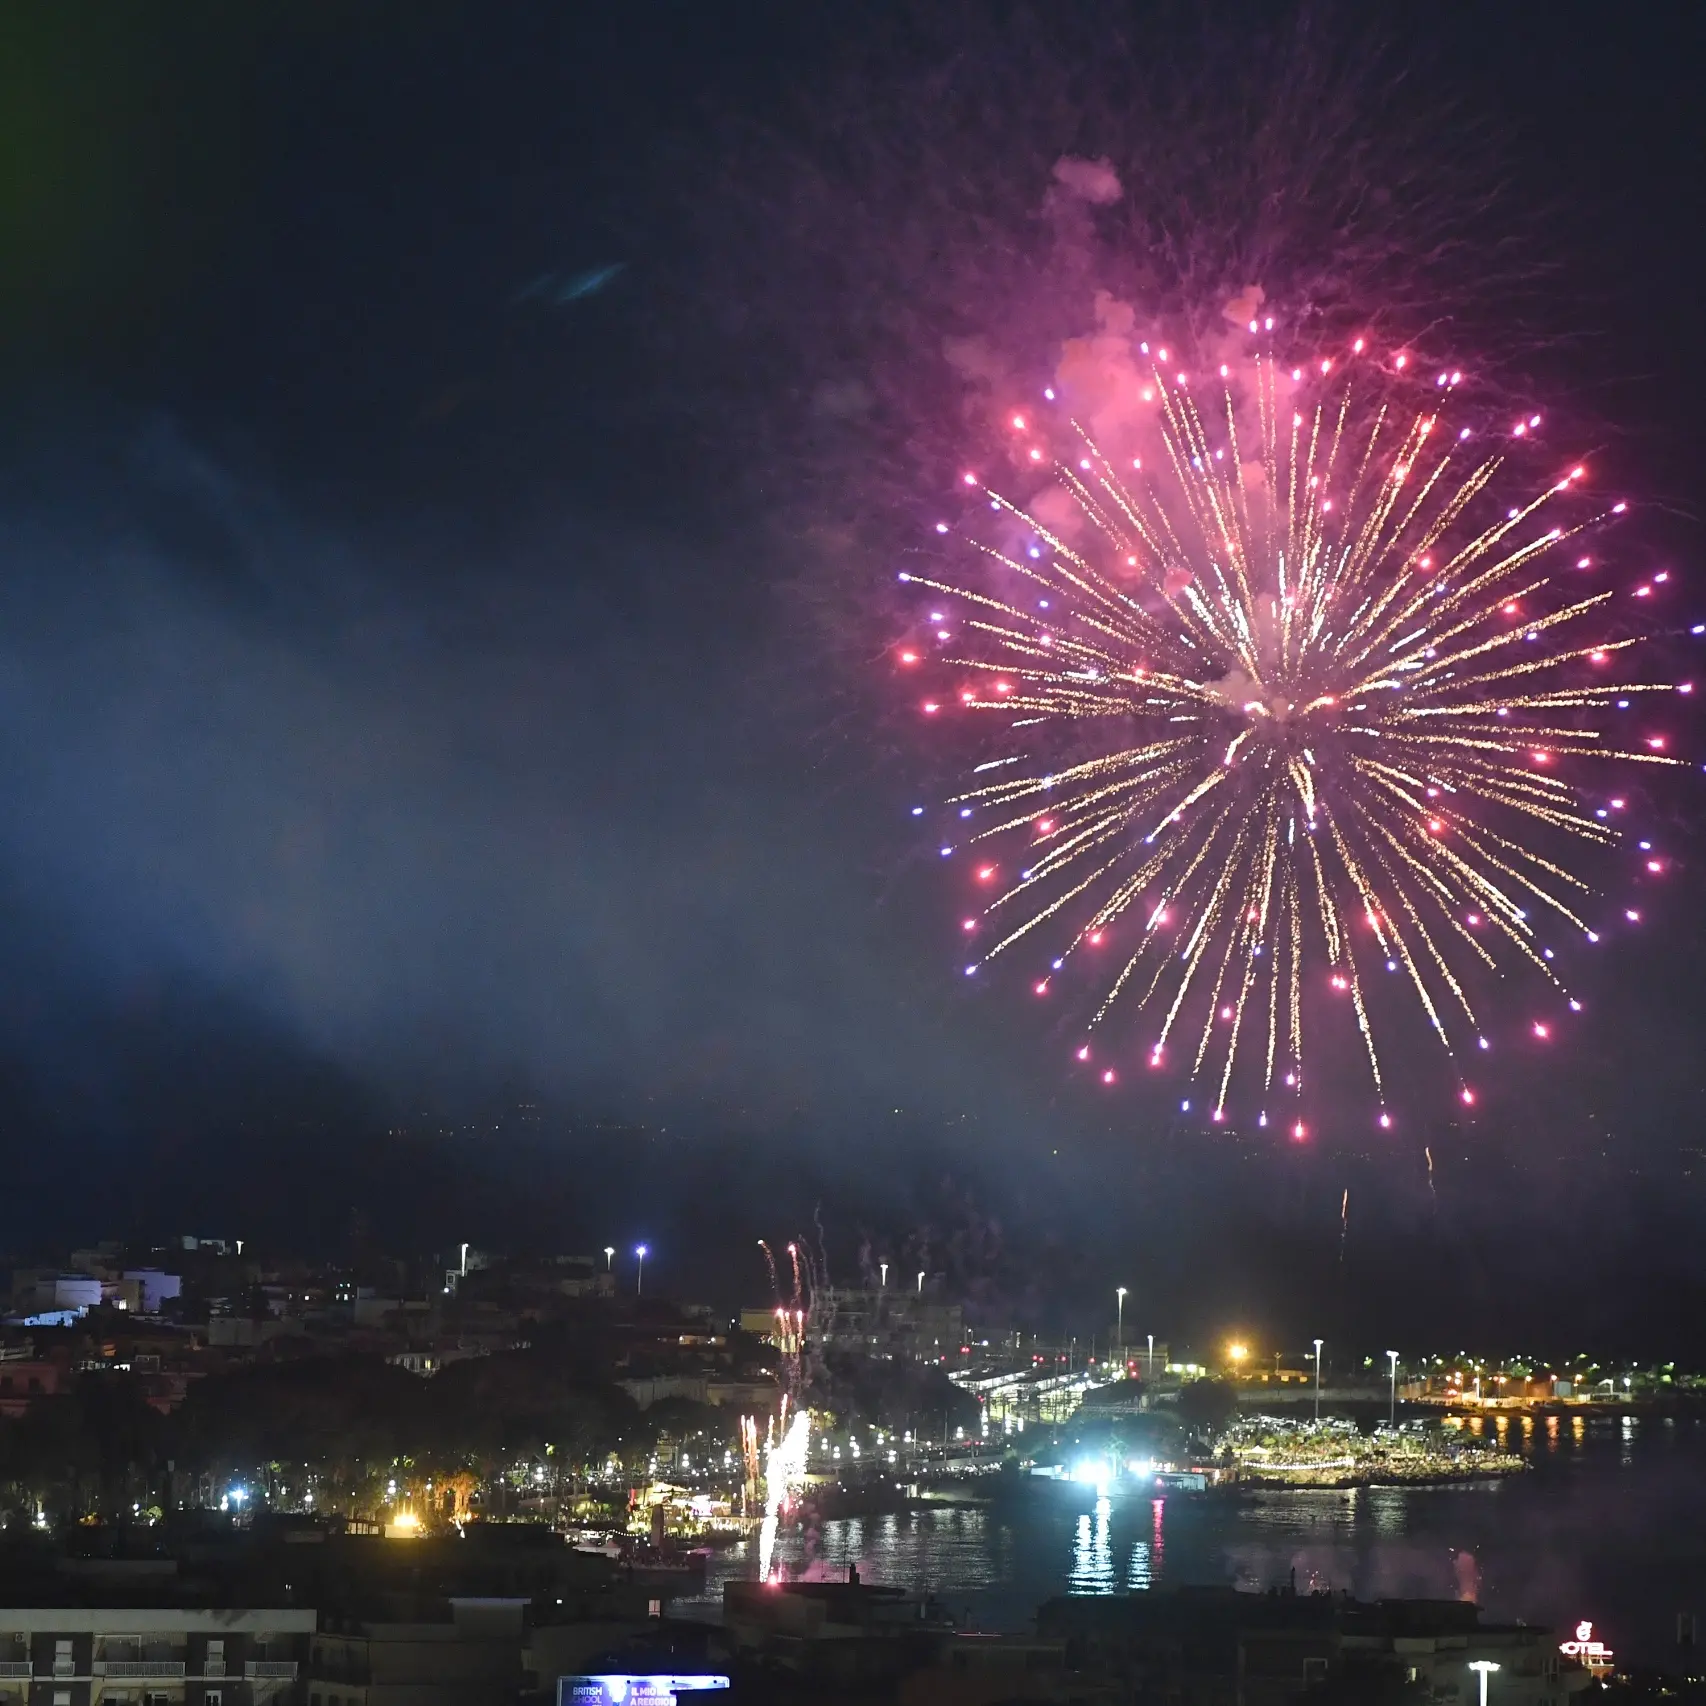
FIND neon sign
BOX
[1558,1621,1613,1665]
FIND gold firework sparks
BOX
[902,324,1690,1134]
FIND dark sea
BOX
[678,1411,1706,1669]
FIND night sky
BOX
[0,2,1701,1352]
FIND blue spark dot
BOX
[1043,387,1056,400]
[1386,960,1397,971]
[964,965,976,976]
[1052,958,1064,970]
[897,572,911,582]
[1639,840,1651,850]
[1694,625,1705,635]
[959,808,973,818]
[939,846,953,857]
[1478,1037,1489,1050]
[1180,1100,1191,1112]
[911,806,925,816]
[1028,547,1041,559]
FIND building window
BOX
[53,1694,70,1706]
[205,1692,222,1706]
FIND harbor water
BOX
[679,1411,1706,1670]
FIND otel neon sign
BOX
[1559,1620,1613,1665]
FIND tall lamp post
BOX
[1147,1332,1154,1382]
[635,1244,648,1297]
[1386,1350,1400,1429]
[1313,1338,1325,1423]
[1116,1288,1128,1358]
[880,1261,889,1289]
[1468,1659,1500,1706]
[603,1246,615,1271]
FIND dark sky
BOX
[0,2,1701,1352]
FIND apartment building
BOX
[309,1601,524,1706]
[0,1610,312,1706]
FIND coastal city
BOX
[2,5,1703,1706]
[0,1232,1689,1702]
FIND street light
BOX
[1147,1332,1154,1382]
[1386,1350,1399,1429]
[635,1244,649,1296]
[1116,1287,1128,1355]
[880,1261,889,1288]
[917,1271,926,1294]
[1468,1659,1500,1706]
[1313,1338,1325,1422]
[604,1246,615,1271]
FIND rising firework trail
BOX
[901,313,1695,1132]
[757,1239,780,1300]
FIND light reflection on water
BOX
[681,1417,1706,1665]
[1069,1499,1110,1592]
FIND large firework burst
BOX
[901,322,1692,1132]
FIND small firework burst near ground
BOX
[902,316,1694,1134]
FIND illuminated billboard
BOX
[557,1678,730,1705]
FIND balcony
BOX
[246,1662,299,1680]
[0,1664,29,1679]
[203,1662,227,1679]
[101,1662,187,1679]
